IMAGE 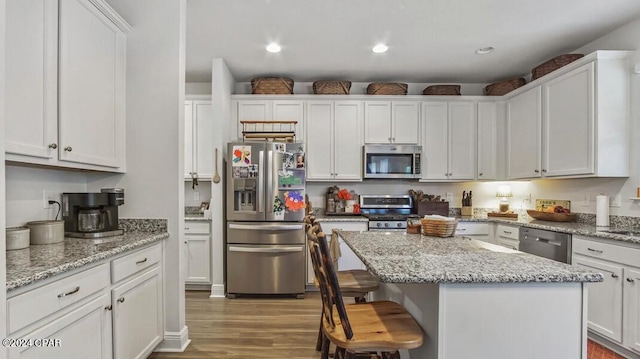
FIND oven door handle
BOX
[534,237,562,246]
[228,245,303,253]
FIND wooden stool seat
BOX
[324,300,424,351]
[336,270,380,297]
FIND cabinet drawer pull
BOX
[611,273,619,278]
[587,248,603,254]
[105,305,112,311]
[503,231,512,235]
[48,143,58,149]
[135,258,148,265]
[58,286,80,298]
[628,278,635,283]
[117,297,125,303]
[457,228,466,231]
[64,146,72,152]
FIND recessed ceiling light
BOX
[372,44,388,53]
[266,43,281,53]
[475,47,495,55]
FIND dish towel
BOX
[330,229,342,270]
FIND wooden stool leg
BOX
[315,312,323,351]
[381,351,401,359]
[355,296,367,303]
[334,347,346,359]
[320,334,331,359]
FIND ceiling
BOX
[186,0,640,84]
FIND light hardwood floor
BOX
[148,290,325,358]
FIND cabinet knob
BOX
[479,172,483,176]
[534,169,540,173]
[48,143,58,149]
[628,278,635,283]
[117,297,125,303]
[611,273,619,278]
[64,146,73,152]
[105,305,112,311]
[542,169,547,173]
[392,137,395,142]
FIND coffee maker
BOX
[62,188,125,238]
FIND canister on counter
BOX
[406,215,421,234]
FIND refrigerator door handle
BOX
[258,150,265,213]
[228,245,303,253]
[267,150,274,214]
[228,223,304,231]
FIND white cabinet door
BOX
[421,102,449,180]
[626,268,640,353]
[184,101,194,178]
[573,255,624,343]
[364,101,392,143]
[448,102,476,180]
[543,63,595,177]
[194,101,214,179]
[333,101,364,181]
[9,294,112,359]
[507,86,542,179]
[112,267,163,359]
[58,0,127,168]
[391,102,420,144]
[306,102,334,180]
[186,234,211,284]
[273,100,305,141]
[477,102,498,180]
[5,0,58,161]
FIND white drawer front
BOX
[456,222,490,235]
[8,263,109,334]
[111,244,162,283]
[496,225,519,240]
[184,221,210,234]
[573,236,640,266]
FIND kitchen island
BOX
[339,230,602,359]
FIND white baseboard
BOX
[154,325,191,352]
[210,283,225,298]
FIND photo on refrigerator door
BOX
[278,169,304,188]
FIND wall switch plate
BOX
[193,191,200,201]
[582,193,590,207]
[446,193,453,203]
[611,194,622,207]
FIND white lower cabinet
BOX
[307,221,368,285]
[495,224,519,250]
[6,243,164,359]
[184,221,212,285]
[572,236,640,356]
[455,222,495,244]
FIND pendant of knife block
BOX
[461,206,473,217]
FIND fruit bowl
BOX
[526,210,576,222]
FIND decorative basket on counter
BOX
[366,82,408,95]
[420,218,458,237]
[526,210,576,222]
[484,77,526,96]
[251,77,294,94]
[422,85,461,96]
[313,80,351,95]
[531,54,584,80]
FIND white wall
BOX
[90,0,188,350]
[1,0,8,348]
[186,82,211,95]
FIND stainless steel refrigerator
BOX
[225,142,306,298]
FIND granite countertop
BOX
[339,231,603,284]
[6,229,169,292]
[318,213,640,245]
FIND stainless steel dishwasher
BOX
[519,227,572,263]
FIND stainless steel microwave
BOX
[363,145,422,179]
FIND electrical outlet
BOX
[582,193,590,207]
[611,194,622,207]
[445,193,453,203]
[43,190,58,209]
[193,191,200,201]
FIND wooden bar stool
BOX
[307,225,424,359]
[304,217,379,358]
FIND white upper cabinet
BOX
[185,99,214,180]
[364,101,419,144]
[507,51,631,180]
[421,101,476,181]
[234,100,305,141]
[506,86,542,179]
[6,0,130,172]
[306,101,363,181]
[477,102,498,180]
[5,0,58,162]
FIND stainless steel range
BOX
[360,195,413,231]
